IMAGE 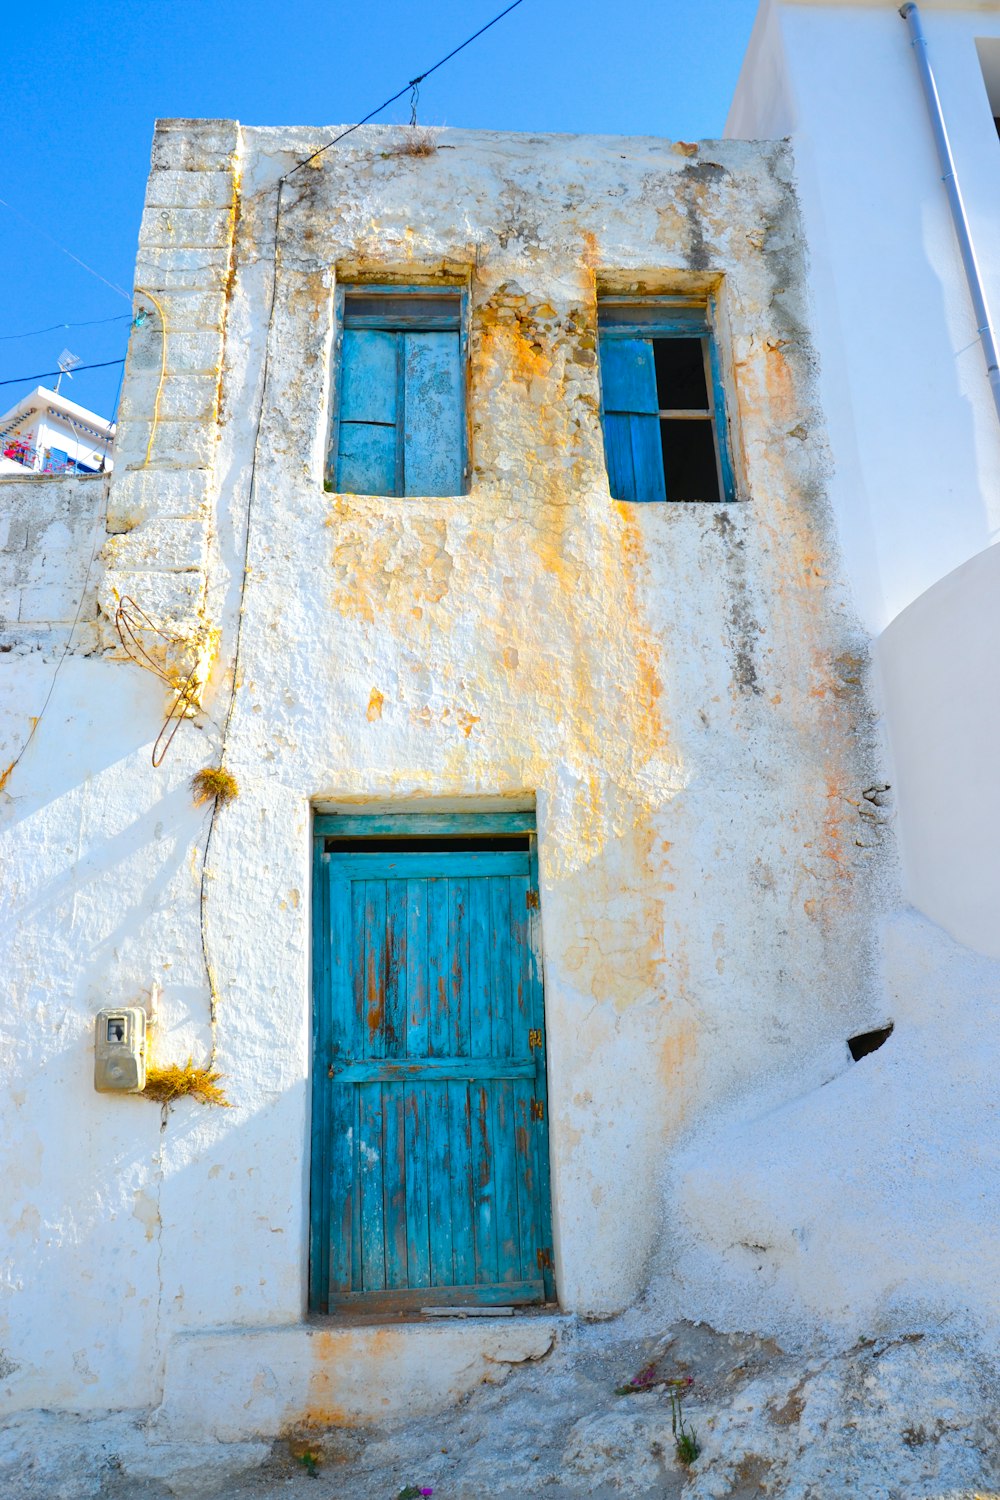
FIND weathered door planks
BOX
[310,816,554,1312]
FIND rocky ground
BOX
[4,1319,1000,1499]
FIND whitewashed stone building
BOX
[3,1,1000,1467]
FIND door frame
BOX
[308,808,555,1313]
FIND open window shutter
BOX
[599,335,665,503]
[336,328,399,495]
[402,331,463,496]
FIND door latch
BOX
[530,1098,544,1122]
[528,1028,542,1051]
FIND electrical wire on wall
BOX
[0,330,136,797]
[0,501,108,797]
[197,0,531,1027]
[194,0,531,1045]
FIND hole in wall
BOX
[847,1023,894,1062]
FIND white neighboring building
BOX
[728,0,1000,960]
[0,385,114,476]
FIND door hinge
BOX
[526,889,540,910]
[536,1247,553,1271]
[530,1098,544,1122]
[528,1028,542,1051]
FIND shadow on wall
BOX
[0,1053,308,1416]
[0,657,171,824]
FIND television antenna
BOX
[54,348,81,393]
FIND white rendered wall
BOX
[877,541,1000,957]
[729,0,1000,634]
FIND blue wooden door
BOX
[310,815,554,1312]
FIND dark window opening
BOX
[325,834,530,854]
[661,418,721,502]
[598,300,734,504]
[848,1023,894,1061]
[653,337,710,410]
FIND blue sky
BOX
[0,0,758,421]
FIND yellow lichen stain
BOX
[820,777,850,878]
[763,339,797,426]
[295,1328,401,1429]
[659,1020,697,1081]
[131,1190,160,1243]
[653,202,689,246]
[581,230,601,268]
[657,1017,699,1129]
[559,817,668,1010]
[366,688,384,722]
[328,508,453,624]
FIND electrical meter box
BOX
[94,1007,147,1093]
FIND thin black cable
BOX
[282,0,527,180]
[0,358,125,389]
[0,314,132,343]
[198,178,285,1038]
[100,357,128,471]
[196,0,527,1031]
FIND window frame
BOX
[326,282,470,498]
[597,296,737,504]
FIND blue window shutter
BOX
[337,423,397,496]
[336,328,399,494]
[600,337,658,413]
[599,336,665,503]
[340,329,398,422]
[402,331,463,496]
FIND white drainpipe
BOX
[900,1,1000,427]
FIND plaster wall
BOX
[0,121,893,1433]
[0,473,107,653]
[729,0,1000,633]
[876,541,1000,958]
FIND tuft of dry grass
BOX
[389,129,437,158]
[143,1058,231,1107]
[190,765,239,807]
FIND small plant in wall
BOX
[190,765,239,807]
[668,1376,700,1467]
[142,1057,230,1107]
[295,1447,322,1477]
[615,1365,700,1468]
[396,1488,434,1499]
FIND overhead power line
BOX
[0,357,125,390]
[0,314,131,343]
[283,0,527,180]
